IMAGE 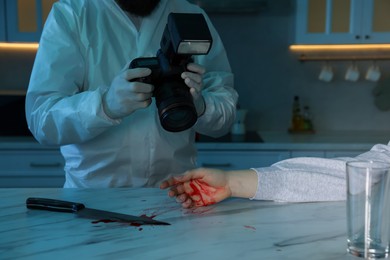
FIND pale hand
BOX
[160,168,232,208]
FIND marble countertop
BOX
[1,188,360,259]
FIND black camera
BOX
[130,13,213,132]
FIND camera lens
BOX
[160,103,197,132]
[155,82,197,132]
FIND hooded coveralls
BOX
[26,0,238,188]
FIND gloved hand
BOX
[181,63,206,116]
[103,67,154,119]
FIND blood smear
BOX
[244,225,256,231]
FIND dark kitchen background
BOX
[1,0,390,135]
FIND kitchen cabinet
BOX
[325,150,365,158]
[291,150,366,159]
[5,0,56,42]
[290,150,325,158]
[197,145,369,170]
[295,0,390,44]
[0,150,65,188]
[196,150,290,170]
[196,148,367,170]
[0,130,380,187]
[0,0,5,41]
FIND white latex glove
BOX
[103,67,154,119]
[181,63,206,116]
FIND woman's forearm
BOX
[226,169,258,199]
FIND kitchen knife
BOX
[26,197,170,225]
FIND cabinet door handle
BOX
[355,35,360,39]
[30,162,62,168]
[201,163,232,168]
[365,35,370,39]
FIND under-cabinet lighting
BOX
[290,44,390,52]
[0,89,27,96]
[289,44,390,61]
[0,42,39,51]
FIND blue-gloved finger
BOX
[182,71,202,84]
[184,78,201,91]
[190,87,201,99]
[124,68,152,81]
[187,63,206,75]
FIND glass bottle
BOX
[302,105,314,131]
[291,96,303,131]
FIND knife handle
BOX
[26,197,85,213]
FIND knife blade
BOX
[26,197,170,225]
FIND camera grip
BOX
[129,57,160,84]
[129,76,153,84]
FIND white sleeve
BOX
[250,157,348,202]
[250,143,390,202]
[26,2,119,146]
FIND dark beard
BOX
[116,0,161,17]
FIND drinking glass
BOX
[346,160,390,259]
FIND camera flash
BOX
[178,41,211,54]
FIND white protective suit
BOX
[26,0,238,188]
[251,143,390,202]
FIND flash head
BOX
[161,13,212,56]
[177,40,211,55]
